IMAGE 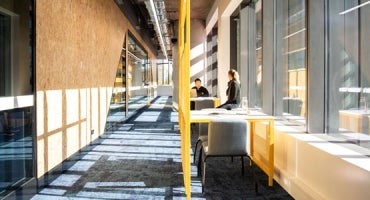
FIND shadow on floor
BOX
[32,96,293,200]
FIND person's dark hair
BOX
[194,78,201,83]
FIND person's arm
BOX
[190,87,197,97]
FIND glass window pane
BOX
[127,33,149,116]
[277,0,307,124]
[327,0,370,148]
[0,13,11,96]
[0,1,35,196]
[106,37,127,130]
[255,0,263,108]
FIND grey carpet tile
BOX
[32,96,293,200]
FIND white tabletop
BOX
[190,109,274,122]
[190,97,219,101]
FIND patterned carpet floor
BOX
[31,96,293,200]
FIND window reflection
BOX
[278,0,307,123]
[0,0,35,196]
[0,13,11,96]
[328,0,370,146]
[127,33,150,116]
[255,0,263,108]
[106,37,127,130]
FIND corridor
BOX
[31,96,292,200]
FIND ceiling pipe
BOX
[145,0,169,60]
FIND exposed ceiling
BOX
[164,0,214,21]
[116,0,215,59]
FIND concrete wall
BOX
[36,0,155,178]
[190,19,207,91]
[173,19,208,106]
[172,43,179,107]
[206,0,242,103]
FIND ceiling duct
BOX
[144,0,170,59]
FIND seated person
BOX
[190,78,210,110]
[191,78,209,97]
[217,69,240,110]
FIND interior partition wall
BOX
[0,0,36,198]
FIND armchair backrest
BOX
[195,99,215,136]
[194,99,214,110]
[207,118,248,156]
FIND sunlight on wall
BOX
[37,139,45,177]
[66,125,80,158]
[91,88,99,140]
[80,89,87,119]
[48,131,63,170]
[80,88,89,148]
[46,90,62,132]
[37,91,44,137]
[36,87,112,177]
[35,0,158,180]
[99,87,108,135]
[80,120,88,149]
[190,42,206,82]
[190,60,205,78]
[66,89,79,124]
[36,91,44,177]
[190,43,204,61]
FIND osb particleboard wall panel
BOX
[36,0,156,177]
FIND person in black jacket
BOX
[190,78,210,110]
[217,69,240,110]
[191,78,209,97]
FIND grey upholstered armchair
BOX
[193,99,214,162]
[197,118,252,192]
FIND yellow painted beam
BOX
[178,0,191,198]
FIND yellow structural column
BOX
[178,0,191,198]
